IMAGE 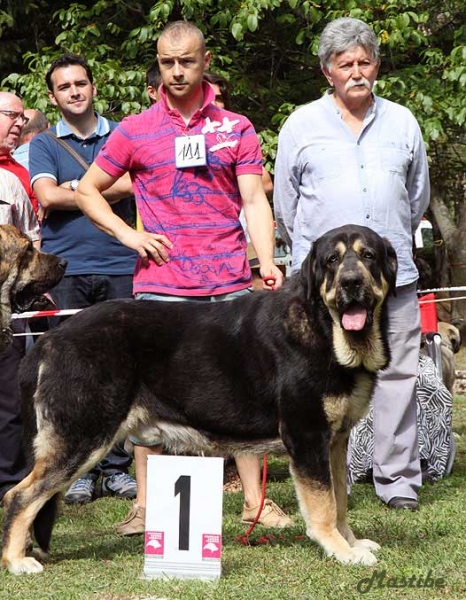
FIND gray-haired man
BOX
[274,17,430,510]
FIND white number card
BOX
[143,455,224,581]
[175,134,207,168]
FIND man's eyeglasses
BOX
[0,110,30,125]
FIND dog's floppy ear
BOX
[447,324,461,354]
[382,237,397,295]
[300,252,313,300]
[0,225,28,286]
[452,334,461,354]
[300,244,323,300]
[0,228,10,285]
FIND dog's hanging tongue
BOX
[342,306,367,331]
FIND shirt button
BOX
[360,165,364,169]
[366,214,370,219]
[363,188,367,192]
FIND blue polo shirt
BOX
[29,114,136,275]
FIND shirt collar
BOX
[159,81,216,117]
[325,88,377,120]
[55,112,110,139]
[0,154,15,165]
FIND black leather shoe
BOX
[387,496,419,511]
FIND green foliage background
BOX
[0,1,465,224]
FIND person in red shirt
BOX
[0,92,39,214]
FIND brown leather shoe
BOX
[116,503,146,536]
[242,499,293,528]
[387,496,419,511]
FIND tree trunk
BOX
[429,188,466,334]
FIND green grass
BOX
[1,398,466,600]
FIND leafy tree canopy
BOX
[1,0,466,305]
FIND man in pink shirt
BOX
[77,21,291,535]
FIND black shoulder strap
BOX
[45,130,90,172]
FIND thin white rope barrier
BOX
[11,308,81,320]
[418,295,466,305]
[9,286,466,337]
[418,286,466,294]
[10,308,82,337]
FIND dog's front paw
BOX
[352,538,381,552]
[5,556,44,575]
[333,546,378,566]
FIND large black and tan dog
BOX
[0,224,67,352]
[2,224,397,575]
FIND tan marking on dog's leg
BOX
[330,434,355,545]
[2,462,56,575]
[290,463,377,566]
[330,434,380,555]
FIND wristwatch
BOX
[70,179,79,191]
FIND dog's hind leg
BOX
[286,429,378,566]
[2,422,124,576]
[330,432,380,554]
[1,461,58,575]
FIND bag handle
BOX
[45,130,90,173]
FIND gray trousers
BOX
[372,282,422,502]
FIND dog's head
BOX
[0,225,67,350]
[301,224,397,370]
[437,321,461,354]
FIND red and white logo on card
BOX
[202,533,222,560]
[145,531,164,556]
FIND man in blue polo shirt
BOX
[29,53,137,504]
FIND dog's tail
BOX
[33,493,60,553]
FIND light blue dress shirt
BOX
[12,142,30,171]
[273,91,430,286]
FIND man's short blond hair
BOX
[158,21,206,53]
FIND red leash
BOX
[262,275,277,291]
[237,274,277,545]
[236,454,268,545]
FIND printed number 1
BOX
[174,475,191,551]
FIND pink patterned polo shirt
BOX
[96,83,263,296]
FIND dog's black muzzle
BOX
[12,258,68,313]
[336,269,374,333]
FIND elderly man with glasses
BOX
[0,92,41,503]
[0,92,39,214]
